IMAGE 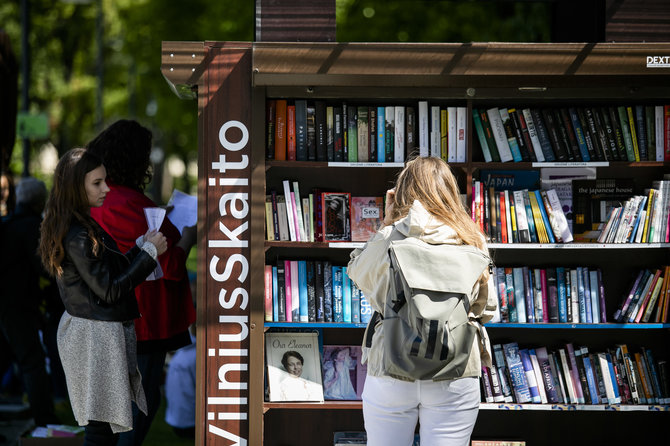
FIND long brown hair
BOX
[40,148,104,277]
[390,156,487,252]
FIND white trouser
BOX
[362,374,480,446]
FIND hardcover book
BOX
[266,332,324,402]
[350,196,383,242]
[322,192,351,242]
[322,345,366,400]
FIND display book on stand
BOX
[263,96,670,445]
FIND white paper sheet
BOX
[143,207,165,280]
[167,189,197,234]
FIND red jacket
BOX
[91,184,196,344]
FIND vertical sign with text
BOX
[201,44,252,446]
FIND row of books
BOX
[264,262,373,324]
[266,99,468,163]
[596,179,670,244]
[613,267,670,324]
[471,184,573,244]
[265,180,383,242]
[491,266,605,324]
[473,105,670,163]
[486,342,669,405]
[265,332,367,402]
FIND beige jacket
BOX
[347,200,497,380]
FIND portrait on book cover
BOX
[350,196,383,242]
[322,192,351,241]
[266,332,324,402]
[322,345,367,400]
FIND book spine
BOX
[314,261,325,322]
[266,100,276,159]
[487,107,514,162]
[385,106,395,162]
[297,260,308,322]
[342,267,352,323]
[306,260,316,322]
[369,106,377,162]
[347,105,358,162]
[275,99,287,160]
[568,107,590,161]
[395,106,406,163]
[264,265,273,321]
[521,108,545,162]
[295,99,308,161]
[377,106,386,162]
[332,266,343,322]
[356,105,369,163]
[499,108,523,162]
[418,101,429,157]
[519,349,542,403]
[323,260,333,322]
[315,101,327,161]
[541,108,569,161]
[503,343,532,403]
[634,105,648,160]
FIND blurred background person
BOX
[0,176,58,427]
[86,119,196,446]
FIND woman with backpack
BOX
[348,156,497,446]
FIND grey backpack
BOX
[365,236,491,381]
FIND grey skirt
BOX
[57,312,147,433]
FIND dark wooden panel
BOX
[255,0,336,43]
[606,0,670,42]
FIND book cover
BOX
[322,192,351,242]
[266,332,324,402]
[520,108,546,162]
[502,342,532,403]
[322,345,366,400]
[528,349,548,403]
[350,196,383,242]
[512,267,527,323]
[572,178,635,237]
[492,343,514,402]
[480,169,540,192]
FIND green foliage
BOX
[1,0,550,200]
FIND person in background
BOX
[39,148,167,445]
[347,156,496,446]
[0,176,58,426]
[86,119,196,446]
[0,169,15,217]
[164,323,195,439]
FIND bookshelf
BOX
[162,41,670,445]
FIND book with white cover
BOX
[486,107,513,162]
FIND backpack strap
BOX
[364,311,382,348]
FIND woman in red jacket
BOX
[87,120,196,446]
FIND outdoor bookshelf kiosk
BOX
[161,41,670,446]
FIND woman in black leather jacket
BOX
[39,148,167,446]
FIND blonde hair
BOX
[390,156,487,252]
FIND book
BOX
[377,106,386,162]
[314,261,325,322]
[502,342,532,403]
[322,192,351,242]
[306,260,317,322]
[276,261,287,322]
[342,267,352,323]
[295,99,308,161]
[264,265,273,321]
[275,99,287,161]
[518,349,542,403]
[368,106,377,162]
[265,332,324,402]
[487,107,514,162]
[394,106,405,163]
[356,106,369,163]
[385,106,395,162]
[572,178,635,237]
[350,196,383,242]
[332,266,344,322]
[347,105,358,162]
[456,106,467,162]
[266,99,277,159]
[418,100,429,157]
[314,101,327,162]
[289,260,300,321]
[334,106,344,161]
[323,260,333,322]
[499,108,523,162]
[322,345,366,400]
